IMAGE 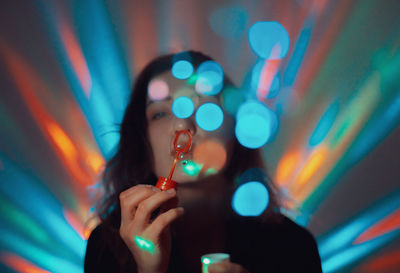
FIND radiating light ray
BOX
[318,192,400,260]
[35,1,128,157]
[282,0,329,89]
[308,101,340,147]
[0,195,52,248]
[63,208,87,241]
[357,248,400,273]
[281,71,382,209]
[0,230,82,273]
[0,41,97,187]
[355,208,400,245]
[291,145,328,201]
[294,146,328,187]
[275,151,301,186]
[253,46,282,101]
[0,252,51,273]
[68,0,131,113]
[84,150,105,175]
[293,0,356,100]
[283,18,313,88]
[322,232,398,273]
[0,156,86,259]
[58,19,92,97]
[88,77,121,156]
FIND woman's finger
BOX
[120,186,160,226]
[133,189,179,230]
[119,184,153,199]
[148,207,185,237]
[208,262,250,273]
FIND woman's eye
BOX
[152,112,167,120]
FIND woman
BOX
[84,51,322,273]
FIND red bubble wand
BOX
[155,130,192,191]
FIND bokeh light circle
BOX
[232,181,270,216]
[172,60,194,80]
[195,61,224,96]
[172,96,195,119]
[235,101,278,148]
[195,103,224,131]
[248,21,290,59]
[148,79,169,101]
[193,140,227,173]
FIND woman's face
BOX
[146,70,235,184]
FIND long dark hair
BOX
[91,50,281,269]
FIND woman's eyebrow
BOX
[147,96,172,106]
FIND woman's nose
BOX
[173,116,197,136]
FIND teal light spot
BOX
[172,96,195,119]
[248,21,290,59]
[195,61,224,96]
[172,60,194,80]
[195,103,224,131]
[235,101,277,148]
[232,181,269,216]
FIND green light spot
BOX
[202,257,211,264]
[134,236,155,254]
[182,160,202,176]
[187,74,198,85]
[205,168,217,175]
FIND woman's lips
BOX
[170,135,194,159]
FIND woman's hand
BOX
[208,262,250,273]
[119,184,184,273]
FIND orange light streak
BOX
[58,20,92,97]
[354,208,400,244]
[275,151,301,186]
[46,122,77,160]
[294,145,328,187]
[85,151,105,174]
[358,249,400,273]
[257,45,282,101]
[0,41,95,187]
[0,252,51,273]
[294,0,355,99]
[63,208,87,240]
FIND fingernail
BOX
[166,188,175,194]
[152,187,161,192]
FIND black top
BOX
[84,214,322,273]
